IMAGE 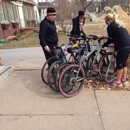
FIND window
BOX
[8,4,14,21]
[0,4,5,22]
[23,6,34,20]
[28,7,33,20]
[24,7,28,20]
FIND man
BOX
[39,7,58,68]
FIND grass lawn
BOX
[0,22,107,49]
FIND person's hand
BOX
[44,46,50,52]
[84,34,87,39]
[76,40,79,44]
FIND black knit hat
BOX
[78,10,85,16]
[47,7,56,15]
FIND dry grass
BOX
[0,33,40,49]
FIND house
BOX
[0,0,37,40]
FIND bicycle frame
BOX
[70,42,103,83]
[105,51,117,83]
[55,45,73,62]
[79,43,103,73]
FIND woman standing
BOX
[103,13,130,87]
[70,10,86,37]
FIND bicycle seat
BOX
[67,47,82,53]
[55,44,65,49]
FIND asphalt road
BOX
[0,47,45,66]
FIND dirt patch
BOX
[84,54,130,91]
[5,29,35,43]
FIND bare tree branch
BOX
[74,0,93,11]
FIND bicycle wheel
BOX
[47,60,63,91]
[58,64,85,98]
[41,56,56,85]
[54,62,73,92]
[98,52,116,82]
[86,50,105,79]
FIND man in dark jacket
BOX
[39,7,58,68]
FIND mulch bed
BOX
[85,69,130,91]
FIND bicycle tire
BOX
[47,60,63,91]
[58,64,85,98]
[86,50,106,79]
[41,56,56,85]
[98,52,116,82]
[54,62,73,92]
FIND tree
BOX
[73,0,93,11]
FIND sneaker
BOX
[109,81,123,88]
[122,81,129,87]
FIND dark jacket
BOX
[70,16,85,36]
[104,22,130,51]
[39,17,58,47]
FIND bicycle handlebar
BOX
[67,35,85,38]
[67,34,113,45]
[88,35,113,42]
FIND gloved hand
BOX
[102,42,108,48]
[83,34,87,40]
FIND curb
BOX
[0,65,14,83]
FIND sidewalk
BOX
[0,61,130,130]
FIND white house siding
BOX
[12,1,25,28]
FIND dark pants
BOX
[42,45,56,67]
[116,48,130,69]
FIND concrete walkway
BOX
[0,61,130,130]
[0,65,14,82]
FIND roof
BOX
[38,2,50,9]
[18,0,36,5]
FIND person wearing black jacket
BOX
[103,13,130,87]
[70,10,86,39]
[39,7,58,68]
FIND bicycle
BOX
[98,50,117,83]
[41,35,86,86]
[41,43,71,85]
[58,36,112,98]
[53,36,97,92]
[47,35,89,91]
